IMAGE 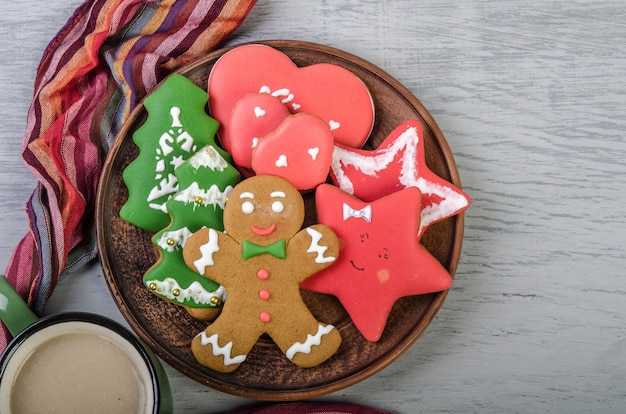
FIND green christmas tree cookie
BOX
[144,145,240,320]
[120,73,230,232]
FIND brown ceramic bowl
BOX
[96,40,465,400]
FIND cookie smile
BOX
[350,260,365,271]
[251,223,276,236]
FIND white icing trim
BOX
[159,132,175,156]
[193,229,220,275]
[173,182,232,210]
[285,324,335,360]
[156,227,193,252]
[146,277,226,305]
[305,228,336,264]
[176,131,195,152]
[155,159,166,172]
[259,85,295,104]
[148,202,169,213]
[331,125,469,235]
[197,332,247,366]
[187,145,229,171]
[147,173,178,203]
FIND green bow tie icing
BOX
[241,239,287,260]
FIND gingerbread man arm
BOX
[287,223,339,283]
[183,227,239,286]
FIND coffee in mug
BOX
[1,320,155,413]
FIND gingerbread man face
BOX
[223,174,304,246]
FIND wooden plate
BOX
[96,40,465,400]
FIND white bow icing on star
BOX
[342,203,372,222]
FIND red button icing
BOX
[259,311,271,323]
[257,268,269,280]
[259,289,271,300]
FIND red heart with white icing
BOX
[251,113,334,190]
[229,93,291,169]
[209,44,374,154]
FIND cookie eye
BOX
[271,200,284,213]
[242,201,255,214]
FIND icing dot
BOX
[257,268,269,280]
[259,311,271,323]
[242,201,255,214]
[258,289,271,300]
[275,155,288,167]
[272,201,284,213]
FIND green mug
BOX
[0,276,172,414]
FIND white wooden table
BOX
[1,1,625,412]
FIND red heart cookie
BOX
[229,93,291,169]
[251,113,334,191]
[208,44,374,154]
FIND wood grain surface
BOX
[1,1,625,413]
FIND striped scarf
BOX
[1,0,256,351]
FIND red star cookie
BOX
[330,120,470,237]
[301,184,453,342]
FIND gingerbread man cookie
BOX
[183,175,341,372]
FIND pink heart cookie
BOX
[251,113,334,191]
[229,93,291,169]
[209,44,374,154]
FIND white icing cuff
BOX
[197,332,247,366]
[285,324,335,360]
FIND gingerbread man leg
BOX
[268,311,341,368]
[191,316,262,373]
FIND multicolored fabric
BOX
[1,0,256,351]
